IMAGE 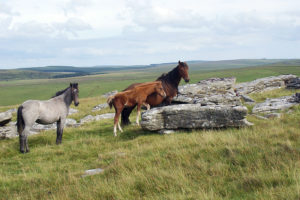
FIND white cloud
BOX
[0,0,299,68]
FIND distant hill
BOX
[0,59,299,81]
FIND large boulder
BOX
[252,93,300,113]
[0,111,13,126]
[235,74,297,95]
[173,77,241,106]
[141,104,252,131]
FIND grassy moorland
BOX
[1,63,300,106]
[0,88,299,200]
[0,63,300,199]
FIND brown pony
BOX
[121,60,190,125]
[107,81,166,136]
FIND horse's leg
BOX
[114,102,125,136]
[21,126,32,153]
[121,105,136,126]
[118,121,123,133]
[19,131,26,153]
[136,104,142,126]
[143,103,150,110]
[56,118,65,144]
[25,136,30,153]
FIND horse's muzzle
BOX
[75,102,79,106]
[185,78,190,83]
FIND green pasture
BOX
[0,64,300,199]
[0,88,299,200]
[1,65,300,106]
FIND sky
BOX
[0,0,300,69]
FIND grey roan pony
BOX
[17,83,79,153]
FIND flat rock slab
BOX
[252,94,299,113]
[141,104,252,131]
[235,74,297,95]
[0,122,38,139]
[0,111,12,126]
[173,77,241,106]
[80,113,115,124]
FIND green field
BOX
[0,62,300,199]
[1,63,300,106]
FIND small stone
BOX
[65,118,78,127]
[82,168,104,177]
[158,130,175,134]
[68,108,78,115]
[80,115,95,124]
[92,103,108,112]
[102,90,118,98]
[94,113,115,121]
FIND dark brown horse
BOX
[121,61,190,125]
[107,81,166,136]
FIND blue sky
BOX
[0,0,300,69]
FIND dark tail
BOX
[121,105,136,126]
[17,106,25,134]
[107,96,114,109]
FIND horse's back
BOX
[123,83,142,91]
[20,98,65,124]
[22,100,40,110]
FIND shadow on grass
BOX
[119,127,159,141]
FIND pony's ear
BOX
[178,60,181,64]
[70,83,73,87]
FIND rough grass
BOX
[0,88,300,200]
[1,65,299,106]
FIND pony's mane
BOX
[156,65,180,82]
[52,87,70,98]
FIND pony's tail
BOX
[107,96,115,109]
[16,106,25,134]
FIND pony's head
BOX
[178,60,190,83]
[70,83,79,106]
[155,81,167,98]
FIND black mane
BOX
[52,87,70,98]
[156,65,181,87]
